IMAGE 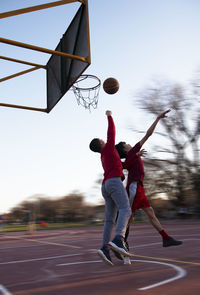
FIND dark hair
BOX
[115,141,127,158]
[89,138,102,153]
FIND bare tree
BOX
[133,79,200,207]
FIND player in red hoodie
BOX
[115,110,182,264]
[89,110,133,265]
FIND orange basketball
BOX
[103,77,119,94]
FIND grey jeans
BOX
[101,177,131,247]
[129,181,138,207]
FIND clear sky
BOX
[1,0,200,213]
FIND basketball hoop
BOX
[72,74,101,111]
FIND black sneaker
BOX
[163,237,183,247]
[111,248,124,260]
[98,246,113,266]
[125,241,129,251]
[108,236,133,257]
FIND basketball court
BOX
[1,3,200,295]
[0,220,200,295]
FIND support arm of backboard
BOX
[0,0,85,19]
[0,56,47,111]
[0,37,88,63]
[0,56,48,112]
[0,0,90,113]
[0,55,46,68]
[0,66,42,83]
[0,103,48,113]
[0,56,46,82]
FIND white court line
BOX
[0,254,81,265]
[0,285,12,295]
[137,260,186,290]
[57,260,102,266]
[57,259,187,290]
[1,239,198,266]
[0,244,47,250]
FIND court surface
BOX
[0,220,200,295]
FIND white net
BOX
[72,75,101,111]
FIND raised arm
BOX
[106,110,115,147]
[139,109,170,147]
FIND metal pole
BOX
[85,0,91,64]
[0,103,48,113]
[0,37,87,62]
[0,56,46,69]
[0,0,83,19]
[0,67,41,83]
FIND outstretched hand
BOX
[158,109,171,119]
[106,110,112,116]
[136,149,147,157]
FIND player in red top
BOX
[89,110,133,266]
[115,110,182,263]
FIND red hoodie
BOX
[101,116,124,184]
[122,141,145,191]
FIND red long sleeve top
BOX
[122,142,145,191]
[101,116,125,184]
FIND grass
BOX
[2,221,104,233]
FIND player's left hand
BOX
[158,109,171,119]
[137,149,147,157]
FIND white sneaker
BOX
[124,256,131,265]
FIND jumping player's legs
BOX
[124,182,138,243]
[142,206,183,247]
[98,181,119,266]
[112,180,131,238]
[101,184,118,247]
[125,182,183,249]
[129,182,137,207]
[142,207,163,232]
[102,177,131,245]
[103,178,133,258]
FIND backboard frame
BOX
[0,0,91,113]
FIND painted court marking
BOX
[4,235,81,249]
[134,254,200,266]
[0,285,12,295]
[57,259,187,290]
[136,260,186,290]
[1,232,199,293]
[0,254,81,265]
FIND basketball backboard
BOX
[0,0,91,113]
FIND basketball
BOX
[103,77,119,94]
